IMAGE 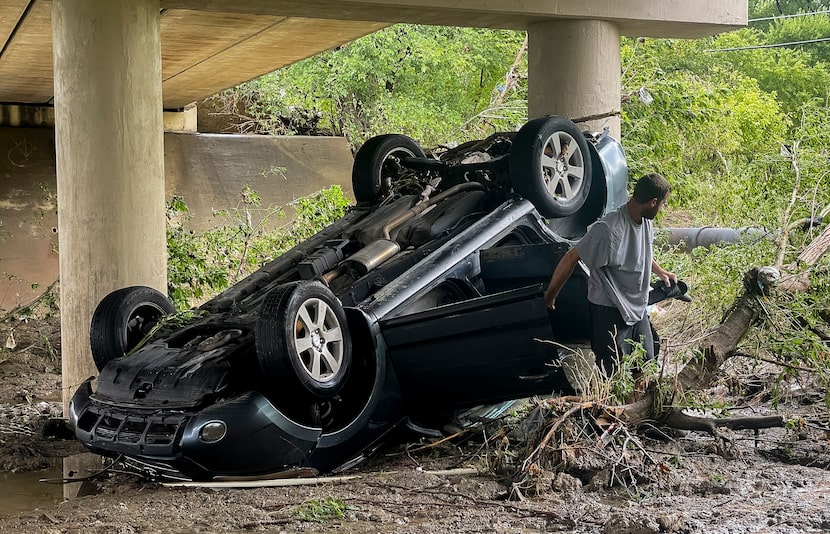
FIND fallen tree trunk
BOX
[796,223,830,267]
[675,293,763,392]
[780,224,830,292]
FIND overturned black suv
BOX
[70,116,631,480]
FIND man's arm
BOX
[544,247,581,309]
[651,258,677,286]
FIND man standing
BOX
[544,173,677,374]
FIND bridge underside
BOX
[1,0,745,109]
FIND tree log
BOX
[797,224,830,266]
[675,294,763,392]
[779,224,830,292]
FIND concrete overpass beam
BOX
[52,0,166,410]
[528,19,621,139]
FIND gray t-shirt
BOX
[575,205,653,325]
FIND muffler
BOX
[346,239,401,276]
[321,182,486,284]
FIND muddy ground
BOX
[1,314,829,533]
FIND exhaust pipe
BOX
[326,182,486,281]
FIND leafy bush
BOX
[166,196,230,309]
[621,37,791,223]
[217,24,528,149]
[166,185,350,310]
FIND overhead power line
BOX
[749,9,830,22]
[707,36,830,52]
[712,9,830,52]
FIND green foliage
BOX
[166,186,350,310]
[750,1,830,19]
[657,239,778,327]
[621,36,793,224]
[166,195,230,310]
[607,342,661,405]
[294,497,348,522]
[713,28,830,115]
[656,236,830,408]
[621,25,830,230]
[289,184,352,241]
[224,24,527,148]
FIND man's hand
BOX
[544,289,555,309]
[658,270,678,287]
[652,260,677,287]
[544,248,580,310]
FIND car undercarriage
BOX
[71,116,634,480]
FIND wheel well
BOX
[343,308,377,376]
[323,308,379,427]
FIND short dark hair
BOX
[632,173,671,203]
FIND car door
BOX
[378,282,575,415]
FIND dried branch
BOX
[521,402,592,473]
[775,142,802,268]
[490,33,528,110]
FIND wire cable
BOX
[749,9,830,22]
[706,36,830,52]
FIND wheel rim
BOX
[376,147,418,187]
[292,297,344,384]
[539,130,586,202]
[124,303,167,351]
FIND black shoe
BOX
[648,279,691,305]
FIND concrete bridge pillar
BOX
[528,20,621,139]
[52,0,166,410]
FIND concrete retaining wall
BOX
[0,127,354,312]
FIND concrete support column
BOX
[528,20,621,139]
[52,0,166,410]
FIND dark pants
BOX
[588,303,656,375]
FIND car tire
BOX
[352,134,426,204]
[508,116,593,218]
[89,286,175,372]
[256,281,352,399]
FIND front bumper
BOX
[70,380,322,479]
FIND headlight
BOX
[198,421,227,443]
